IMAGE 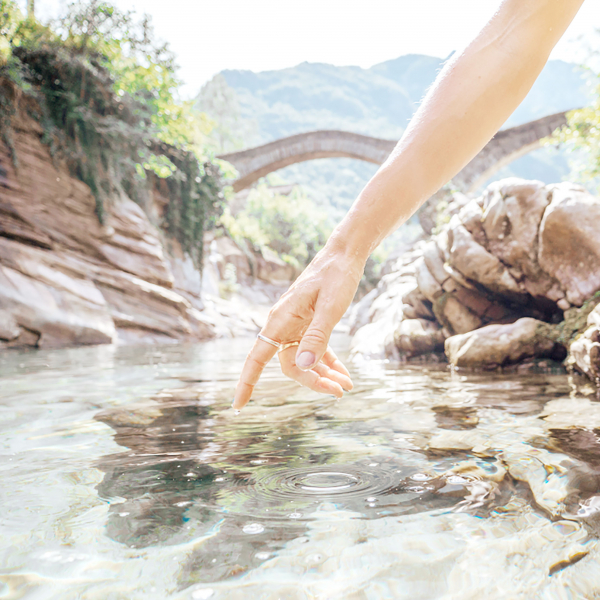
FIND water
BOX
[1,337,600,598]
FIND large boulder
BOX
[539,184,600,307]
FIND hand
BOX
[232,242,365,410]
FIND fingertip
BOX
[296,350,316,370]
[326,381,344,399]
[231,393,247,411]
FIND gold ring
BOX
[278,341,300,353]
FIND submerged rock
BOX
[350,178,600,386]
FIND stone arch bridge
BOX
[219,111,569,194]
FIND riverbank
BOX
[0,110,294,349]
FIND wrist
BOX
[325,221,374,269]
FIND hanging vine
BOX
[0,0,222,269]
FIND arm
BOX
[233,0,585,410]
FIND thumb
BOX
[295,308,336,371]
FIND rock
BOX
[401,284,435,321]
[97,196,174,288]
[447,219,521,297]
[438,295,483,335]
[539,184,600,306]
[422,241,449,286]
[0,110,221,348]
[213,234,254,284]
[415,258,443,302]
[445,318,562,369]
[569,304,600,382]
[392,318,445,357]
[0,254,116,348]
[0,310,21,341]
[351,177,600,383]
[255,247,297,284]
[347,287,379,334]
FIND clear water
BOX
[2,336,600,599]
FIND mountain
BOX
[212,55,591,217]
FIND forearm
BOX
[329,0,585,263]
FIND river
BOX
[1,336,599,599]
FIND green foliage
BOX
[550,69,600,187]
[221,184,331,268]
[0,0,221,269]
[195,74,257,154]
[165,157,223,268]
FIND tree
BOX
[0,0,223,268]
[196,74,256,153]
[551,39,600,188]
[220,184,331,268]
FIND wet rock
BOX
[445,318,562,370]
[390,318,446,358]
[567,303,600,383]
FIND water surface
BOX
[1,337,600,599]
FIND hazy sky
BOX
[19,0,600,98]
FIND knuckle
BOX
[302,326,329,347]
[247,355,268,369]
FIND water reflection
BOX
[3,339,600,598]
[92,363,567,588]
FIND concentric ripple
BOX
[251,465,397,502]
[198,462,477,524]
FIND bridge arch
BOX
[219,111,569,194]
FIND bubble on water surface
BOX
[410,473,433,481]
[242,523,265,534]
[446,475,469,485]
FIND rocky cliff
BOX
[0,112,290,349]
[349,178,600,387]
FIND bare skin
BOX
[233,0,586,411]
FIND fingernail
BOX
[234,409,240,416]
[342,388,350,393]
[296,351,315,370]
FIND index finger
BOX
[232,337,279,410]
